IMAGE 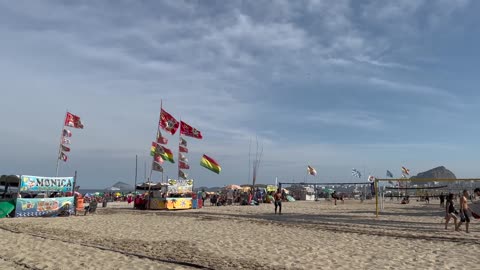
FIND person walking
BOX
[444,193,458,231]
[456,190,471,233]
[274,188,282,215]
[439,193,445,208]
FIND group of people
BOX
[444,188,480,233]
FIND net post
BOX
[375,179,379,217]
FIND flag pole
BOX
[134,155,138,193]
[149,101,163,184]
[178,117,181,180]
[55,110,68,177]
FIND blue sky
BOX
[1,0,479,188]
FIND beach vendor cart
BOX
[137,179,197,210]
[0,174,76,217]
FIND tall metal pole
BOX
[73,170,78,216]
[375,179,379,217]
[134,155,138,193]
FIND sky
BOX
[1,0,480,189]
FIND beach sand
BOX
[0,199,478,269]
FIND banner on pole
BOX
[19,175,74,192]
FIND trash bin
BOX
[102,201,107,208]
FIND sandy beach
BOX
[0,199,479,270]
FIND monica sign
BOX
[20,175,74,192]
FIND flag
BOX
[307,165,317,176]
[62,138,71,145]
[179,146,188,153]
[62,129,72,137]
[156,130,168,145]
[59,152,68,162]
[154,154,164,164]
[200,154,221,174]
[179,153,188,162]
[179,161,190,170]
[152,162,163,172]
[159,108,179,135]
[64,112,84,129]
[180,121,203,139]
[179,170,188,179]
[368,175,375,182]
[150,142,165,156]
[158,145,174,163]
[61,145,70,152]
[179,137,187,147]
[386,170,393,178]
[401,166,410,175]
[352,168,361,178]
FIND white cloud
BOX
[307,111,383,129]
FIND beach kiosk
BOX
[0,175,75,217]
[140,179,196,210]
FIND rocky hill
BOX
[410,166,456,184]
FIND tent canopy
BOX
[0,175,20,187]
[136,182,168,190]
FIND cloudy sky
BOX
[1,0,479,188]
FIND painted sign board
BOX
[19,175,74,193]
[15,197,74,217]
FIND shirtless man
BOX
[274,189,282,215]
[456,190,471,233]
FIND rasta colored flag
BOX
[150,142,174,163]
[200,154,221,174]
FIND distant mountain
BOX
[410,166,456,184]
[105,181,134,191]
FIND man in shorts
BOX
[456,190,471,233]
[274,188,282,215]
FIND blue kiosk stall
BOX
[0,175,75,217]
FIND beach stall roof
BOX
[136,182,168,190]
[0,175,21,187]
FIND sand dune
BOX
[0,200,478,269]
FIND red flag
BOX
[180,121,202,139]
[179,161,190,170]
[61,145,70,152]
[59,152,68,162]
[156,130,168,144]
[179,146,188,153]
[154,154,164,164]
[64,112,84,129]
[159,109,179,135]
